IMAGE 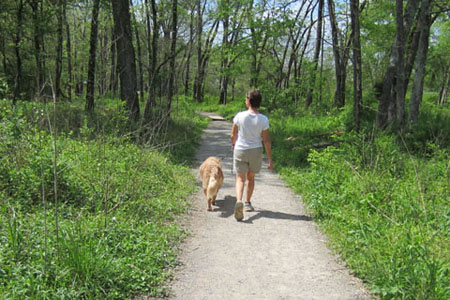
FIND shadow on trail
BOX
[213,195,236,218]
[243,210,313,224]
[212,195,313,223]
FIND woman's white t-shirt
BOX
[233,110,269,150]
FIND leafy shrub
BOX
[404,101,450,152]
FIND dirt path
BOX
[168,113,370,299]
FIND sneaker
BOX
[234,201,244,221]
[244,202,254,212]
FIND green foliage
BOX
[271,110,347,167]
[404,96,450,152]
[273,107,449,299]
[0,98,204,298]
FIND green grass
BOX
[0,97,207,298]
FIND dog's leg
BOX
[211,195,216,206]
[207,198,213,211]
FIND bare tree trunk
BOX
[193,0,203,102]
[144,0,152,96]
[409,0,432,125]
[143,0,158,122]
[166,0,178,117]
[131,2,144,103]
[194,0,219,103]
[328,0,349,108]
[185,6,194,96]
[285,0,314,90]
[351,0,362,132]
[404,26,420,93]
[86,0,101,112]
[377,0,421,129]
[305,0,324,108]
[438,66,449,105]
[109,26,118,95]
[219,0,230,105]
[0,33,6,75]
[377,2,402,129]
[65,6,72,101]
[249,0,269,88]
[377,63,395,128]
[14,0,24,103]
[111,0,140,121]
[395,0,406,127]
[403,0,422,94]
[30,0,44,98]
[319,15,325,104]
[54,0,64,101]
[74,15,87,96]
[295,14,314,102]
[100,32,108,96]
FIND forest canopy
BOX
[0,0,448,129]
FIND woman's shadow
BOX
[213,195,313,223]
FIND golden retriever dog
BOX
[199,156,224,211]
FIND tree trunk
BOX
[111,0,140,121]
[109,26,118,95]
[377,0,422,129]
[65,6,72,101]
[295,16,314,102]
[100,32,108,96]
[54,0,64,101]
[403,0,422,93]
[30,0,44,98]
[409,0,432,125]
[248,0,269,88]
[285,0,312,90]
[194,0,203,102]
[305,0,324,108]
[0,32,6,75]
[395,0,406,127]
[185,7,194,96]
[131,2,144,103]
[404,24,420,93]
[14,0,24,103]
[144,0,152,96]
[86,0,101,112]
[328,0,348,108]
[166,0,178,117]
[219,0,230,105]
[351,0,362,132]
[193,1,219,103]
[438,66,449,105]
[143,0,158,122]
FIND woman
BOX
[230,88,273,221]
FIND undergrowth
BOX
[0,98,207,298]
[271,101,449,299]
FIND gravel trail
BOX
[168,113,370,300]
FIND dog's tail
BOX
[206,167,221,199]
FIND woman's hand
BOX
[268,159,274,170]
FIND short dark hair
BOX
[246,89,262,108]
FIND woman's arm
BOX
[262,129,273,170]
[231,123,238,148]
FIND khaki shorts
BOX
[234,147,263,174]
